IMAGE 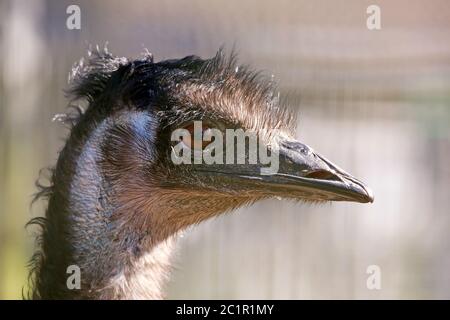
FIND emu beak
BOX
[195,138,373,203]
[255,140,374,203]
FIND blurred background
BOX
[1,0,449,299]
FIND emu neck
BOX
[34,111,178,299]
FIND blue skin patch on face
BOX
[125,111,158,163]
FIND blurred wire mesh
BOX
[0,0,449,299]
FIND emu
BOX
[28,48,373,299]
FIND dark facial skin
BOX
[159,130,373,203]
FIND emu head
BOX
[68,48,373,238]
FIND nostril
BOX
[304,170,340,181]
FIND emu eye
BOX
[181,122,214,150]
